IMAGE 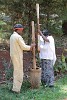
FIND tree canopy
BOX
[0,0,67,43]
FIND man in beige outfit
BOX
[10,24,34,93]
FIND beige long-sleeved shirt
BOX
[10,31,30,58]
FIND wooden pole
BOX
[36,3,40,52]
[29,5,41,89]
[36,3,40,30]
[32,21,36,69]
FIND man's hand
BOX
[38,29,42,35]
[30,43,36,51]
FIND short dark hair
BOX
[42,29,51,36]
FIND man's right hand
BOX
[30,43,36,51]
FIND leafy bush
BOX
[54,54,67,75]
[2,58,13,80]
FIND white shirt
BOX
[39,35,56,65]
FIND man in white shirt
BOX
[38,29,56,87]
[10,24,35,93]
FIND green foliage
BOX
[2,58,13,80]
[48,18,63,35]
[0,0,67,41]
[54,54,67,75]
[61,54,67,71]
[0,20,12,42]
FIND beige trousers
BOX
[11,55,23,92]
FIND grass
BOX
[0,75,67,100]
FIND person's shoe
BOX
[49,85,54,88]
[49,85,55,92]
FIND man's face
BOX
[17,29,24,34]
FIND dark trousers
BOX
[40,59,54,86]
